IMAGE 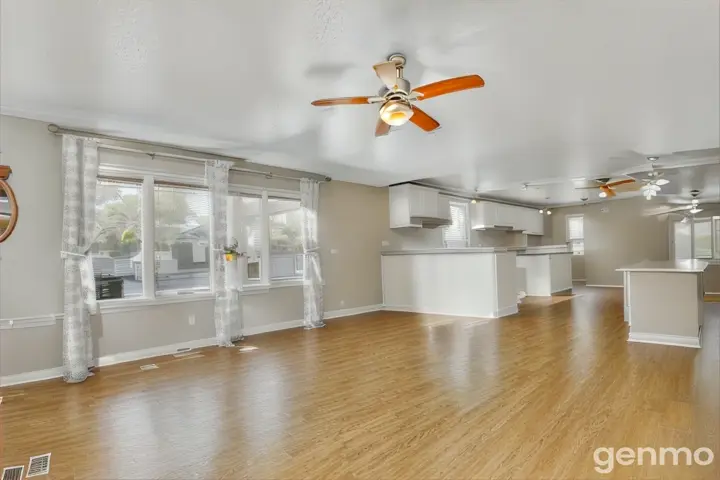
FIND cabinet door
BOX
[496,204,515,228]
[471,201,495,227]
[423,189,438,217]
[437,195,451,220]
[408,187,424,217]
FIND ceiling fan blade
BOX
[605,178,635,188]
[412,75,485,101]
[575,186,601,190]
[375,119,391,137]
[409,106,441,132]
[373,61,398,88]
[311,97,374,106]
[601,186,616,197]
[613,182,641,193]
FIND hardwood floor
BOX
[1,287,718,479]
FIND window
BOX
[443,201,469,248]
[154,185,210,293]
[693,218,712,258]
[93,167,304,302]
[228,194,263,282]
[567,215,584,255]
[93,178,144,298]
[268,197,304,280]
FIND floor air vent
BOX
[27,454,51,477]
[139,364,159,371]
[1,466,23,480]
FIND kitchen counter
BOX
[618,260,706,348]
[381,247,521,255]
[517,251,573,256]
[617,260,709,273]
[382,248,518,318]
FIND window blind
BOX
[443,201,469,248]
[567,216,584,240]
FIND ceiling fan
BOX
[644,190,720,217]
[574,177,639,198]
[310,54,485,136]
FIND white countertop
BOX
[617,260,709,273]
[381,247,517,255]
[517,251,573,256]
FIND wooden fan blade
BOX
[311,97,372,106]
[601,186,616,197]
[375,119,391,137]
[605,178,635,188]
[413,75,485,101]
[373,61,398,88]
[410,106,440,132]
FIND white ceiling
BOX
[2,0,719,199]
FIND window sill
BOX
[96,280,305,313]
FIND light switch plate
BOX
[330,248,339,254]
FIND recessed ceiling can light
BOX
[471,199,477,204]
[647,156,659,162]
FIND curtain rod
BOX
[47,124,330,183]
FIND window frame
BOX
[442,198,471,248]
[94,164,303,308]
[566,214,585,256]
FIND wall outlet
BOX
[188,314,196,326]
[340,300,345,307]
[381,240,390,247]
[330,248,339,254]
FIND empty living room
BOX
[0,1,719,479]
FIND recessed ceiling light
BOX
[471,199,477,204]
[647,156,659,162]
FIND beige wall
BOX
[0,115,388,376]
[548,198,670,286]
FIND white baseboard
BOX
[325,304,383,320]
[572,279,587,282]
[494,305,519,317]
[0,367,65,387]
[628,332,701,348]
[383,305,511,319]
[96,337,217,367]
[586,284,624,288]
[705,292,720,295]
[0,304,385,387]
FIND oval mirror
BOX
[0,166,18,243]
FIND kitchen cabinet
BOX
[471,202,544,235]
[389,184,451,228]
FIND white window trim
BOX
[95,167,304,307]
[565,214,584,241]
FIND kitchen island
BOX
[617,260,708,348]
[381,248,518,318]
[516,246,573,296]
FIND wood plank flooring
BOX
[1,286,718,479]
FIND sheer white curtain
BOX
[300,178,325,329]
[207,160,237,346]
[60,135,99,383]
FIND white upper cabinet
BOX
[389,184,450,228]
[470,201,497,228]
[470,202,544,235]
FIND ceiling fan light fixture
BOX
[690,208,703,214]
[598,191,608,198]
[379,100,413,126]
